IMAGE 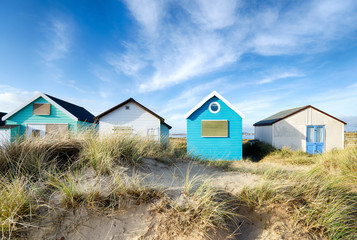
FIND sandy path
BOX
[26,159,311,240]
[138,158,263,195]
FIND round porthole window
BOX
[209,102,220,113]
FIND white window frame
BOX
[209,102,220,114]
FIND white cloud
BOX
[257,72,305,84]
[309,83,357,117]
[92,67,113,83]
[0,86,38,113]
[107,52,146,76]
[160,78,226,114]
[40,18,71,62]
[250,0,357,55]
[139,33,238,92]
[183,0,239,30]
[116,0,357,92]
[123,0,166,36]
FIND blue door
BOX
[306,126,325,154]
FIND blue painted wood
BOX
[187,96,243,160]
[160,122,169,143]
[306,125,325,154]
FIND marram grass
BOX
[0,132,355,239]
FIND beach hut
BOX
[0,111,20,146]
[0,92,96,145]
[185,91,245,160]
[253,105,346,154]
[95,98,171,142]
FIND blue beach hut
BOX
[185,91,245,160]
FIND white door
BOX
[0,129,10,146]
[27,124,46,138]
[147,128,159,141]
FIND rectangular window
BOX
[113,126,133,134]
[32,130,41,137]
[307,127,314,142]
[46,124,68,134]
[316,127,324,143]
[33,103,51,115]
[201,120,228,137]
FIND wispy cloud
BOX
[123,0,166,36]
[309,83,357,116]
[182,0,239,30]
[57,80,87,93]
[257,72,305,84]
[0,86,38,112]
[114,0,357,92]
[40,18,71,63]
[107,52,147,77]
[250,0,357,55]
[160,78,226,114]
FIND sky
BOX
[0,0,357,133]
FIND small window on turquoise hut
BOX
[201,120,228,137]
[209,102,220,113]
[33,103,51,115]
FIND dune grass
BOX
[0,133,356,239]
[153,173,240,239]
[0,132,197,237]
[239,145,357,239]
[0,177,34,239]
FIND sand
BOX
[23,158,312,240]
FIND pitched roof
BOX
[0,112,6,126]
[95,98,172,129]
[184,91,245,119]
[45,94,95,123]
[254,105,347,126]
[2,92,95,123]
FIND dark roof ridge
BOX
[45,93,95,123]
[95,98,172,129]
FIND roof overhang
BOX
[184,91,245,119]
[0,124,20,129]
[2,92,78,122]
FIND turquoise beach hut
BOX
[185,91,245,160]
[0,92,96,145]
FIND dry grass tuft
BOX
[0,177,34,238]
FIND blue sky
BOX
[0,0,357,133]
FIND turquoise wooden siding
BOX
[10,126,21,142]
[5,97,78,139]
[187,96,243,160]
[160,123,169,143]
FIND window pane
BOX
[201,120,228,137]
[32,130,41,137]
[307,127,314,142]
[210,103,219,111]
[316,127,323,143]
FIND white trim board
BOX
[2,92,78,121]
[184,91,245,119]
